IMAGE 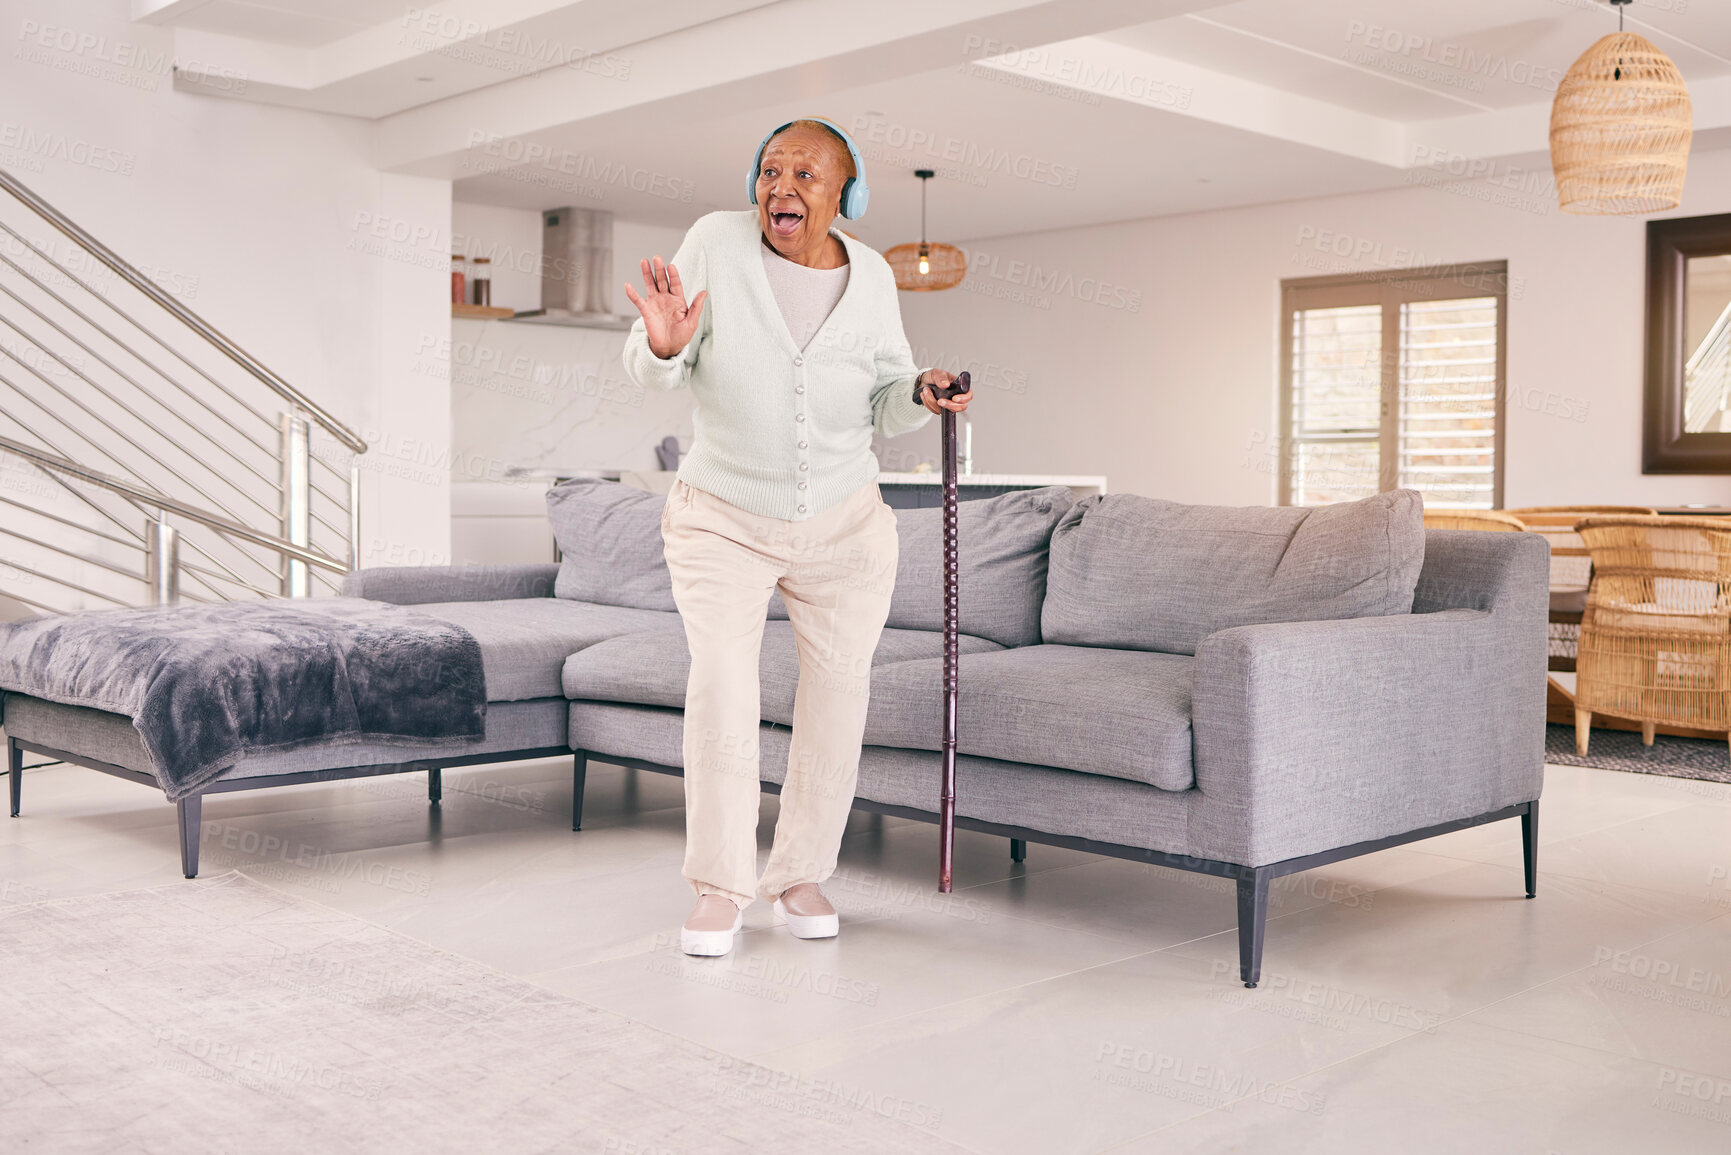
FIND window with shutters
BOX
[1279,263,1507,509]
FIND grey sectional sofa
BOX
[2,480,1548,987]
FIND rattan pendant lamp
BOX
[1549,0,1692,214]
[886,169,966,291]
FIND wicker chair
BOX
[1422,510,1528,532]
[1574,515,1731,756]
[1509,506,1659,672]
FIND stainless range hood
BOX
[509,207,633,329]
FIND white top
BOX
[760,242,851,351]
[620,210,930,521]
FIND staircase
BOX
[0,169,365,619]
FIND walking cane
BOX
[929,370,969,894]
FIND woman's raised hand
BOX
[623,256,707,359]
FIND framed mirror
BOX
[1645,213,1731,473]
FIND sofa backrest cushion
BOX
[876,485,1072,647]
[547,478,676,611]
[1040,489,1425,655]
[549,478,1071,643]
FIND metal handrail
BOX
[0,339,275,528]
[0,268,281,494]
[0,169,367,455]
[0,222,279,458]
[0,435,347,574]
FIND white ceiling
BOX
[1112,0,1731,113]
[133,0,414,48]
[137,0,1731,242]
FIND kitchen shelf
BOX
[504,310,635,330]
[452,303,514,320]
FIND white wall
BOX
[449,201,690,481]
[1,0,451,578]
[897,147,1731,510]
[451,201,687,317]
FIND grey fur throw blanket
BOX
[0,598,486,800]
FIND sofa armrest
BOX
[341,564,560,605]
[1189,604,1546,867]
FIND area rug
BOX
[0,873,965,1154]
[1544,723,1731,785]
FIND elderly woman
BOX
[621,117,972,957]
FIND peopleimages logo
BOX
[399,8,631,79]
[848,115,1080,190]
[1592,946,1731,999]
[955,245,1142,313]
[0,122,133,175]
[1343,21,1565,92]
[960,35,1193,109]
[462,132,694,202]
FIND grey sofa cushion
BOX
[567,700,1197,855]
[876,486,1072,647]
[547,478,676,610]
[561,624,1004,723]
[546,478,1068,643]
[863,645,1195,791]
[342,564,560,605]
[412,599,682,701]
[1042,490,1424,655]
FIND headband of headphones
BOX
[747,117,870,220]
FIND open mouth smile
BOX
[769,208,804,237]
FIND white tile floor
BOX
[6,754,1731,1154]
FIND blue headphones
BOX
[747,117,870,220]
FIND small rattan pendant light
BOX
[1549,0,1692,214]
[886,169,966,291]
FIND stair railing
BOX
[0,168,366,615]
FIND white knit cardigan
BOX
[621,210,931,521]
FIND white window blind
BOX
[1288,304,1381,506]
[1281,266,1506,509]
[1398,298,1498,509]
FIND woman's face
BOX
[755,125,847,261]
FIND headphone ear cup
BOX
[837,177,870,220]
[747,132,774,206]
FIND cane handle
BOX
[925,369,970,404]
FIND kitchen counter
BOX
[614,469,1108,508]
[876,472,1107,508]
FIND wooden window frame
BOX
[1643,212,1731,474]
[1278,262,1509,508]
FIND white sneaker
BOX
[774,883,839,940]
[680,894,744,957]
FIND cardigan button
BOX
[794,386,805,394]
[798,481,808,490]
[795,413,805,422]
[793,356,804,367]
[797,441,807,449]
[797,504,807,513]
[798,462,808,471]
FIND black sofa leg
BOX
[1236,867,1271,988]
[1010,838,1025,863]
[1522,801,1538,898]
[8,737,20,818]
[428,767,442,806]
[177,794,202,879]
[572,750,588,832]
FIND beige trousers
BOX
[660,477,899,909]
